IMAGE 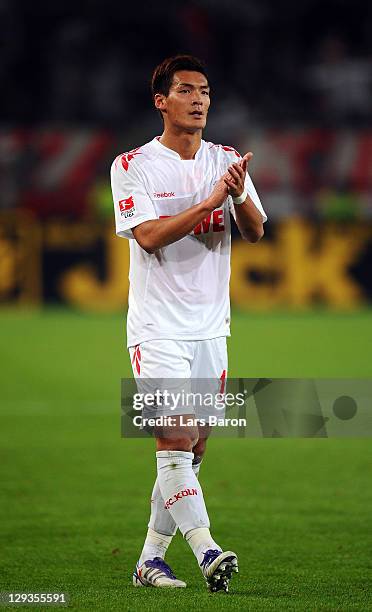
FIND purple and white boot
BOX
[133,557,186,588]
[200,549,238,592]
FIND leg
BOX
[184,338,238,592]
[155,420,221,560]
[191,425,210,474]
[132,340,194,587]
[156,421,237,592]
[139,424,207,567]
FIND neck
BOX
[159,126,202,160]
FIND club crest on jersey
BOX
[119,196,135,218]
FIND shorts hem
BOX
[127,330,230,349]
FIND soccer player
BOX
[111,55,267,592]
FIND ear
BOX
[154,93,167,114]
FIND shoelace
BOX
[200,548,222,569]
[144,557,177,579]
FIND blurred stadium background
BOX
[1,0,372,310]
[1,1,372,609]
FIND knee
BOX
[157,433,199,453]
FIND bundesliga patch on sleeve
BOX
[119,196,135,218]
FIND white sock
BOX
[138,527,172,566]
[148,458,203,534]
[138,459,205,564]
[156,450,209,534]
[156,449,220,565]
[185,527,221,565]
[148,477,177,536]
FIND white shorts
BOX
[128,337,228,419]
[129,337,227,379]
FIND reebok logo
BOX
[153,191,175,198]
[119,196,135,218]
[164,488,198,510]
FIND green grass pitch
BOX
[1,309,372,610]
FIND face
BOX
[155,70,210,132]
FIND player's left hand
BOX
[224,152,253,198]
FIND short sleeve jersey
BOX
[110,137,267,348]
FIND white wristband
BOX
[232,189,247,205]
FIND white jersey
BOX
[111,137,267,348]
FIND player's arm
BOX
[225,153,264,243]
[132,180,228,254]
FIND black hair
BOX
[151,54,209,100]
